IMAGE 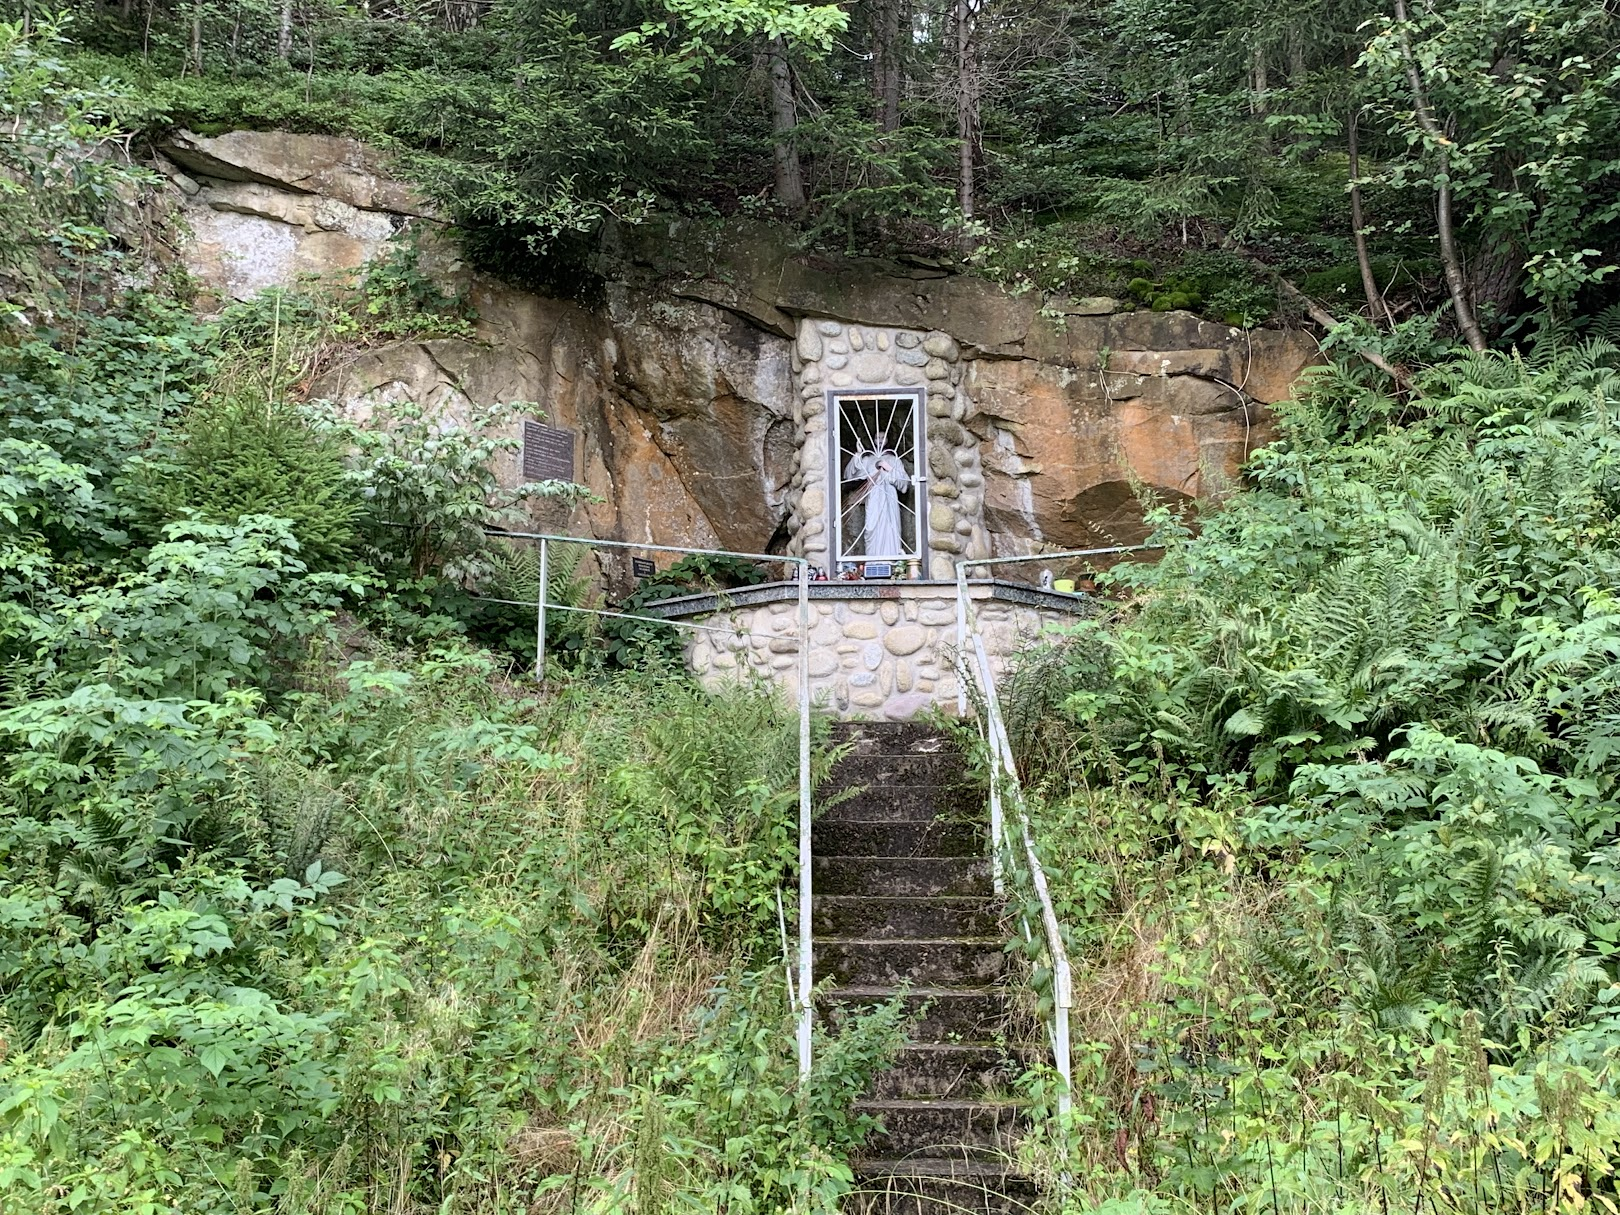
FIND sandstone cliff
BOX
[156,130,1319,565]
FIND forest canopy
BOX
[21,0,1620,341]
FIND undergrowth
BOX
[1000,331,1620,1211]
[0,48,901,1211]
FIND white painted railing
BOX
[482,529,817,1081]
[952,546,1157,1120]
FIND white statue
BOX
[843,443,910,557]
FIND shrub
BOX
[140,396,360,571]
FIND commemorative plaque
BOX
[522,420,576,483]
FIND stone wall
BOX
[787,320,991,578]
[650,584,1084,720]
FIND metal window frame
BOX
[826,387,928,568]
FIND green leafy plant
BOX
[355,231,474,340]
[137,396,360,571]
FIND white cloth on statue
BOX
[843,448,910,557]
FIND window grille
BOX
[830,392,924,564]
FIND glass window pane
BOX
[832,394,921,563]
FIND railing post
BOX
[955,561,969,717]
[973,634,1006,896]
[796,559,813,1082]
[1054,957,1073,1121]
[535,537,549,680]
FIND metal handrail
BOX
[951,545,1159,1122]
[482,528,816,1082]
[959,630,1074,1120]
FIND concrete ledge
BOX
[639,577,1093,620]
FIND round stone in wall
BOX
[817,319,842,336]
[884,624,928,656]
[825,353,848,370]
[854,352,891,383]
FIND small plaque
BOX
[522,420,575,482]
[862,562,893,579]
[631,557,656,578]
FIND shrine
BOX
[643,317,1093,719]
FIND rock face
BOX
[971,318,1310,551]
[309,278,794,574]
[159,130,437,302]
[158,130,1320,563]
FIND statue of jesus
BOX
[843,443,911,558]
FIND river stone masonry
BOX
[787,318,992,580]
[645,582,1083,720]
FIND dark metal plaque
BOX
[631,557,656,578]
[522,420,576,482]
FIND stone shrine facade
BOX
[785,319,991,579]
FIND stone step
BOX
[820,724,1031,1211]
[825,987,1007,1042]
[846,1161,1038,1215]
[856,1099,1024,1159]
[869,1044,1014,1100]
[821,784,979,823]
[814,856,993,898]
[830,752,967,786]
[814,818,983,858]
[815,896,1000,939]
[830,722,956,754]
[820,937,1007,987]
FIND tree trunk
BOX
[1347,108,1392,328]
[768,37,806,211]
[871,0,903,133]
[1250,45,1269,116]
[954,0,980,238]
[1470,230,1522,323]
[1392,0,1486,351]
[278,0,294,62]
[1275,276,1410,387]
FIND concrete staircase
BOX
[819,722,1038,1215]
